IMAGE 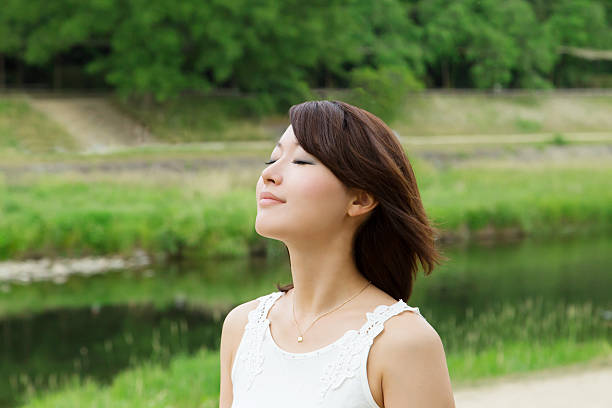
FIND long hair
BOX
[275,100,447,301]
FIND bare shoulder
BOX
[376,310,456,407]
[380,307,440,348]
[373,308,441,369]
[221,297,262,343]
[219,296,265,408]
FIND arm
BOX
[381,319,456,408]
[219,299,258,408]
[219,308,235,408]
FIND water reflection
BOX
[1,304,222,407]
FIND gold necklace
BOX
[291,281,372,343]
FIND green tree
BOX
[349,64,423,122]
[419,0,557,89]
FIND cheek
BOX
[300,178,333,197]
[296,172,348,212]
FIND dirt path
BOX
[453,359,612,408]
[1,144,611,176]
[25,94,153,153]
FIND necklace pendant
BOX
[297,336,303,343]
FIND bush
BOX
[348,65,423,123]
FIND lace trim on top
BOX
[317,300,422,404]
[238,291,284,390]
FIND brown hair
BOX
[275,100,447,302]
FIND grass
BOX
[110,94,281,143]
[513,118,542,132]
[550,133,569,145]
[0,180,259,261]
[419,162,612,238]
[4,92,611,156]
[447,339,611,385]
[19,348,220,408]
[394,92,612,136]
[116,91,612,140]
[16,333,611,406]
[436,298,611,359]
[1,158,611,261]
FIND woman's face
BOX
[255,125,354,243]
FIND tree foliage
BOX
[0,0,611,110]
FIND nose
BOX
[261,162,282,185]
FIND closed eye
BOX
[264,160,312,165]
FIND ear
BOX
[347,189,378,217]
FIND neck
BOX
[284,236,371,320]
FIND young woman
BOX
[219,100,455,408]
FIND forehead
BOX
[275,125,300,149]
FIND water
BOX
[1,234,611,406]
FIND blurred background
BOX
[0,0,611,407]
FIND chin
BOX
[254,216,288,241]
[255,216,326,245]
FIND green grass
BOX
[447,339,611,384]
[550,133,569,146]
[417,162,612,239]
[1,159,611,261]
[19,348,220,408]
[513,118,542,132]
[0,98,78,154]
[17,338,611,407]
[0,181,259,261]
[436,298,611,360]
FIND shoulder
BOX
[221,291,282,344]
[221,294,270,337]
[374,307,441,367]
[220,293,276,372]
[380,307,439,349]
[375,308,455,407]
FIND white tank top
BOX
[231,290,427,408]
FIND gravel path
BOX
[453,360,612,408]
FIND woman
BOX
[219,100,455,408]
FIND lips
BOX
[259,191,285,203]
[259,191,285,207]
